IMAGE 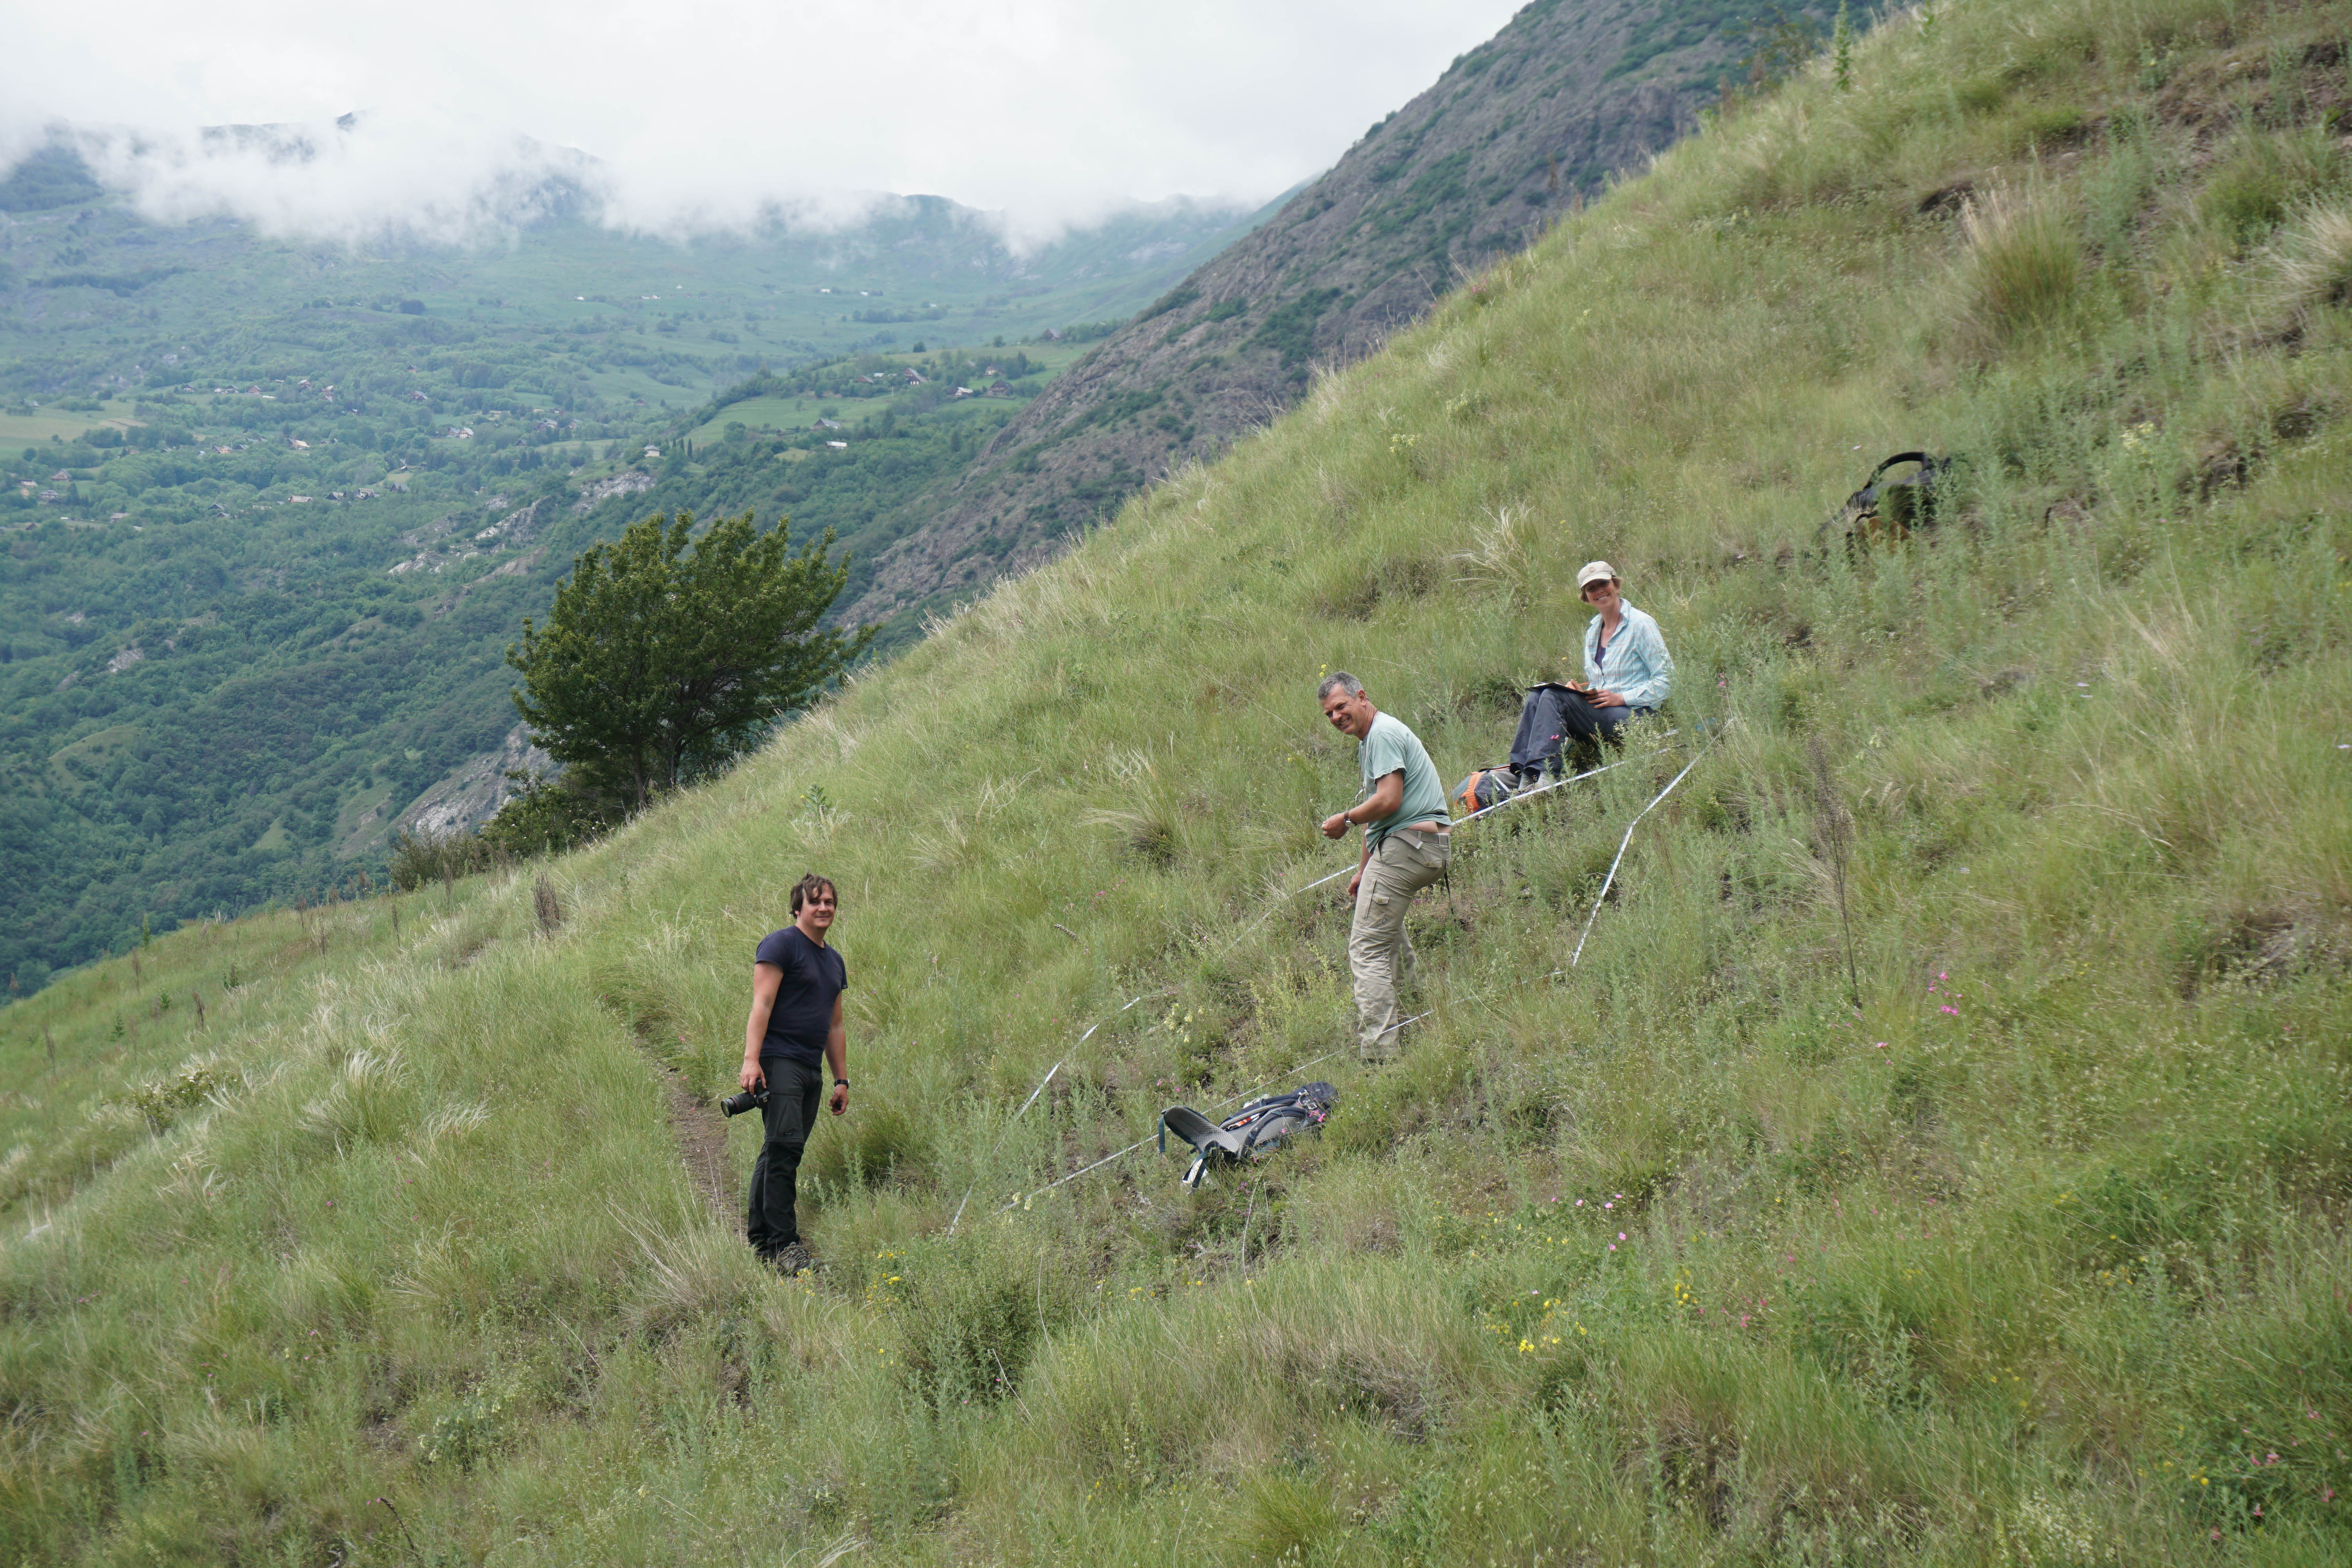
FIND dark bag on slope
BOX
[1159,1082,1337,1189]
[1828,452,1959,552]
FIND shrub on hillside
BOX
[120,1056,242,1132]
[2270,203,2352,320]
[1955,184,2083,352]
[386,774,611,895]
[388,829,503,891]
[894,1230,1082,1405]
[478,769,612,859]
[801,1093,930,1192]
[2199,126,2350,246]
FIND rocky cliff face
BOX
[393,725,552,842]
[844,0,1750,625]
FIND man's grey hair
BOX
[1317,671,1365,702]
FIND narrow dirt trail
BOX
[657,1061,737,1223]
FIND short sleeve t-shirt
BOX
[753,926,847,1065]
[1357,711,1450,848]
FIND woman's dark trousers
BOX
[746,1056,824,1259]
[1509,685,1636,779]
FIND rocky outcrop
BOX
[392,725,552,841]
[572,468,655,514]
[476,497,545,548]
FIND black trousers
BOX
[746,1055,824,1257]
[1509,685,1642,778]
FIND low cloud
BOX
[64,114,611,247]
[4,0,1522,243]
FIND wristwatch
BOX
[834,1078,849,1087]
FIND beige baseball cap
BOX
[1575,560,1619,591]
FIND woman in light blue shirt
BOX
[1576,559,1672,717]
[1504,559,1673,781]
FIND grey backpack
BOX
[1158,1082,1338,1188]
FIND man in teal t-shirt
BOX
[1318,672,1452,1062]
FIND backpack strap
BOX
[1239,1108,1299,1155]
[1866,452,1933,487]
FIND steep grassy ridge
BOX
[5,0,2352,1561]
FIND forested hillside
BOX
[0,154,1259,994]
[842,0,1776,625]
[4,0,2350,1562]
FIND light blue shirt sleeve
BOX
[1584,604,1673,710]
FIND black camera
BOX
[720,1085,769,1117]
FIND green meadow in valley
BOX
[0,170,1251,992]
[3,0,2350,1561]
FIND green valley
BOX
[0,159,1263,993]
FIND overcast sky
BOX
[4,0,1528,241]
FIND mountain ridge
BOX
[843,0,1762,624]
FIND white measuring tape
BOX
[964,726,1721,1216]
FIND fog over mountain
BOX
[5,0,1525,241]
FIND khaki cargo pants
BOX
[1348,825,1451,1061]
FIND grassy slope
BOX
[7,0,2352,1561]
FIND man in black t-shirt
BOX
[738,873,849,1274]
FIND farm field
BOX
[681,342,1095,442]
[0,402,141,445]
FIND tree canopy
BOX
[506,510,871,812]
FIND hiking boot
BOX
[774,1241,815,1277]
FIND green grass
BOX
[687,394,832,439]
[4,0,2352,1561]
[679,342,1103,442]
[0,403,141,444]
